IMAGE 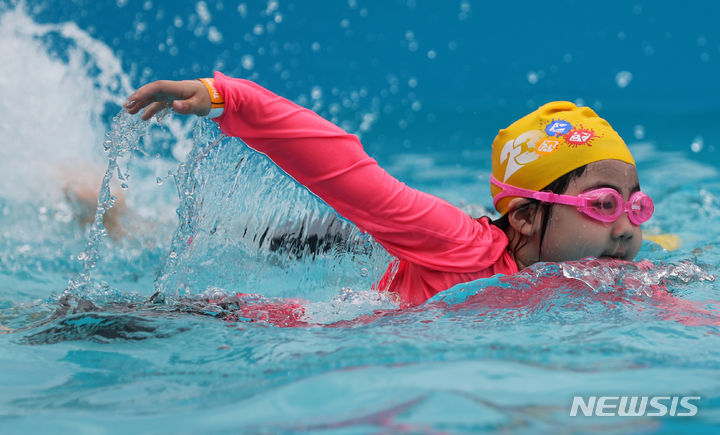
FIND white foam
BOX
[0,6,132,202]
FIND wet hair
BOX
[492,164,589,259]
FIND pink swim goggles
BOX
[490,175,654,225]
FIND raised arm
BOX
[125,73,509,272]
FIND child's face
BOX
[538,160,644,262]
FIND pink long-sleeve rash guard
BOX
[211,72,518,306]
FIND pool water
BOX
[2,1,720,433]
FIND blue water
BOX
[2,0,720,433]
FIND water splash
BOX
[430,258,716,310]
[66,110,149,297]
[560,258,715,296]
[63,109,389,303]
[145,118,389,300]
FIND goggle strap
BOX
[490,175,585,209]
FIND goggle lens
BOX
[580,190,654,224]
[588,193,620,218]
[628,192,654,225]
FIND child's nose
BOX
[611,212,635,240]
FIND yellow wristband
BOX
[197,78,224,118]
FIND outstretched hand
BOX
[124,80,211,121]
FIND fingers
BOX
[124,80,209,119]
[139,101,170,121]
[124,80,179,114]
[173,93,211,117]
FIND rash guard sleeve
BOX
[211,72,510,273]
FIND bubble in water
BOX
[615,70,632,88]
[360,267,368,277]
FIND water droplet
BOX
[121,183,128,189]
[691,136,704,152]
[77,252,88,261]
[208,26,223,43]
[360,267,369,277]
[156,177,164,185]
[615,70,632,88]
[241,54,254,70]
[527,71,539,84]
[634,125,645,140]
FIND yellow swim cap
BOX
[490,101,635,215]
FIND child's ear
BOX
[506,198,540,237]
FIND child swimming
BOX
[124,73,654,307]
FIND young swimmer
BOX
[124,73,654,307]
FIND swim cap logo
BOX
[536,137,560,155]
[564,125,598,146]
[499,130,542,181]
[545,120,573,136]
